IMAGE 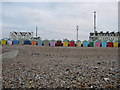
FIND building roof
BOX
[90,31,120,36]
[12,31,33,36]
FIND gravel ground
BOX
[2,45,119,89]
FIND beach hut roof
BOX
[77,40,81,42]
[51,39,55,41]
[95,40,100,42]
[89,40,93,42]
[57,39,61,41]
[113,40,118,42]
[83,40,87,42]
[13,39,18,41]
[38,39,42,41]
[70,40,74,42]
[8,40,12,41]
[101,40,107,42]
[63,39,68,42]
[7,38,11,40]
[25,39,31,41]
[107,40,112,42]
[43,39,49,42]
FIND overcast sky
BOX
[2,2,118,41]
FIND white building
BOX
[9,31,33,40]
[89,31,120,41]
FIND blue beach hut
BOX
[13,40,19,45]
[101,40,107,47]
[83,40,88,47]
[25,40,31,45]
[37,39,42,46]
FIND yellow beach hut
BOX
[77,40,81,47]
[63,39,68,47]
[113,41,118,47]
[1,39,6,45]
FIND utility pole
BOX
[76,26,79,42]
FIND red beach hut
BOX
[56,40,62,46]
[70,40,75,47]
[107,40,113,47]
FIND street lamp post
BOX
[77,26,79,42]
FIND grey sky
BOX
[2,2,118,41]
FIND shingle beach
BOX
[1,45,119,89]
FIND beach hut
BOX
[118,41,120,47]
[63,39,69,47]
[83,40,88,47]
[43,39,49,46]
[56,40,62,46]
[25,40,31,45]
[7,39,12,45]
[77,40,81,47]
[50,40,56,46]
[31,39,36,45]
[101,40,107,47]
[1,39,6,45]
[107,40,113,47]
[19,39,24,45]
[13,40,19,45]
[70,40,75,47]
[89,40,94,47]
[37,39,42,46]
[95,40,101,47]
[113,41,118,47]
